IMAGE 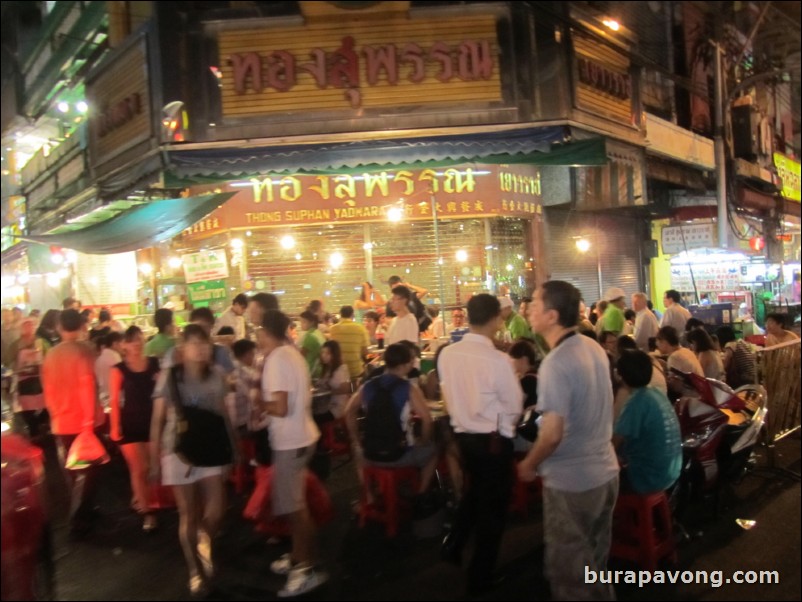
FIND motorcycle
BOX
[670,369,768,521]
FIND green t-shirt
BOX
[301,328,326,379]
[505,312,534,341]
[614,387,682,493]
[144,333,176,359]
[601,305,625,335]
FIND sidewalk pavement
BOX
[44,432,800,601]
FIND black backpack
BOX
[385,294,432,334]
[362,378,407,462]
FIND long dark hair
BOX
[687,328,716,353]
[360,282,373,303]
[181,323,212,379]
[320,340,343,378]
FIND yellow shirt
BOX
[329,318,370,379]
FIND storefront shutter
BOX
[545,209,643,305]
[244,217,531,315]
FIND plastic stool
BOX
[611,491,676,570]
[320,418,351,459]
[510,473,542,518]
[230,438,256,494]
[359,465,420,537]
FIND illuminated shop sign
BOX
[773,153,801,202]
[182,165,542,235]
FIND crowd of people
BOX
[0,279,794,600]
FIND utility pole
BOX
[713,42,728,250]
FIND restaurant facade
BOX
[11,1,658,314]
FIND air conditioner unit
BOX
[731,105,759,161]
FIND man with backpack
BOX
[385,275,432,334]
[344,343,438,496]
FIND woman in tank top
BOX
[109,326,161,532]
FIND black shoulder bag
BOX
[171,366,233,467]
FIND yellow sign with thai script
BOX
[217,12,501,116]
[774,153,801,202]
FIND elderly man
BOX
[632,293,660,352]
[519,281,619,600]
[499,296,533,342]
[600,287,627,335]
[660,289,691,333]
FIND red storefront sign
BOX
[182,165,542,238]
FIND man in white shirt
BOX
[632,292,660,352]
[660,289,692,333]
[386,286,419,346]
[438,294,524,595]
[214,293,249,340]
[655,326,704,395]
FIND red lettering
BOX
[300,48,327,88]
[266,50,296,92]
[363,44,398,86]
[230,52,263,94]
[430,41,453,83]
[401,43,425,83]
[457,40,493,81]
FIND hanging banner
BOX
[187,279,228,307]
[75,252,138,307]
[661,223,716,255]
[669,263,741,292]
[182,250,229,284]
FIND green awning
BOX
[165,134,608,186]
[20,193,234,255]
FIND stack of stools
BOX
[359,466,420,537]
[610,491,677,570]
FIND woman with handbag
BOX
[109,326,161,532]
[9,318,48,439]
[150,324,235,597]
[257,310,327,597]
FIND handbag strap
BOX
[169,365,186,421]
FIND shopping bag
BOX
[65,430,110,470]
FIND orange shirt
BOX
[42,340,104,435]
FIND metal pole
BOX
[714,42,728,249]
[430,193,446,305]
[363,223,374,285]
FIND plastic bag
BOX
[65,430,110,470]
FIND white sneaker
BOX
[277,565,328,598]
[270,553,294,575]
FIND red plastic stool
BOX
[510,473,542,518]
[230,438,256,494]
[320,418,351,459]
[359,465,420,537]
[611,491,676,570]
